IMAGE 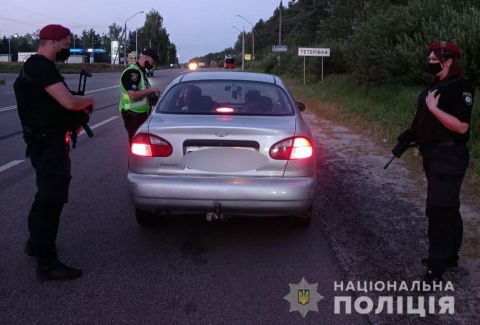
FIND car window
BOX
[156,81,294,116]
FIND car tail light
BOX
[131,133,173,157]
[215,107,235,114]
[269,136,313,160]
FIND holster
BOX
[23,126,42,158]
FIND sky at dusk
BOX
[0,0,282,62]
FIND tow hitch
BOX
[206,203,229,221]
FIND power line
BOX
[2,0,84,26]
[0,15,40,29]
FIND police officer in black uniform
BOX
[13,24,95,281]
[410,41,474,284]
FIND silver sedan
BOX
[127,71,316,227]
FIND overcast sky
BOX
[0,0,281,62]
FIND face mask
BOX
[144,61,153,70]
[56,48,71,62]
[428,63,442,76]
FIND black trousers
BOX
[121,110,149,143]
[27,132,71,266]
[421,143,469,274]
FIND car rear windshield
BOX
[155,80,295,116]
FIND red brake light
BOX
[131,133,173,157]
[269,136,313,160]
[215,107,235,114]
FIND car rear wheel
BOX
[135,209,162,227]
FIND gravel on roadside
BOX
[305,111,479,324]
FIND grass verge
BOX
[288,74,480,180]
[288,74,480,277]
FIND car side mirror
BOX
[296,101,306,111]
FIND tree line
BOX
[204,0,480,85]
[0,9,177,66]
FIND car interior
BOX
[157,81,294,115]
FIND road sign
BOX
[272,45,288,53]
[298,47,330,57]
[298,47,331,84]
[244,53,252,61]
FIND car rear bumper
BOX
[127,173,316,216]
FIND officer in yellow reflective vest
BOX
[119,48,160,143]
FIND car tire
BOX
[289,207,312,228]
[135,209,162,227]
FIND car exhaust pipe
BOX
[206,203,225,221]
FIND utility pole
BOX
[278,0,283,67]
[233,26,245,70]
[236,14,255,61]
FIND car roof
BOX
[178,71,278,84]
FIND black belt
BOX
[420,141,465,149]
[121,110,148,116]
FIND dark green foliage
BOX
[344,0,480,84]
[209,0,480,86]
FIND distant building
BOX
[67,55,84,64]
[18,52,37,62]
[0,54,12,62]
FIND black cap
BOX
[141,48,158,62]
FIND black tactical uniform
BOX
[14,54,75,271]
[413,76,474,275]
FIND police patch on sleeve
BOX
[130,72,139,82]
[462,92,473,106]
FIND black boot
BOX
[422,269,444,287]
[421,258,458,268]
[37,260,82,281]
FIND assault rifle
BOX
[69,69,94,148]
[384,128,417,169]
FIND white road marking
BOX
[78,116,119,135]
[0,160,25,173]
[0,105,16,112]
[0,115,120,174]
[85,85,118,94]
[0,85,118,112]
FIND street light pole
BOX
[135,28,138,61]
[124,10,144,66]
[8,34,18,62]
[278,0,283,67]
[233,26,244,71]
[124,21,127,66]
[236,14,255,61]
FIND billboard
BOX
[111,41,119,64]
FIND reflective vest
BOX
[119,64,150,113]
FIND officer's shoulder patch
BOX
[130,72,139,82]
[462,92,473,106]
[132,84,137,90]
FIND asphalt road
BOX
[0,69,367,324]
